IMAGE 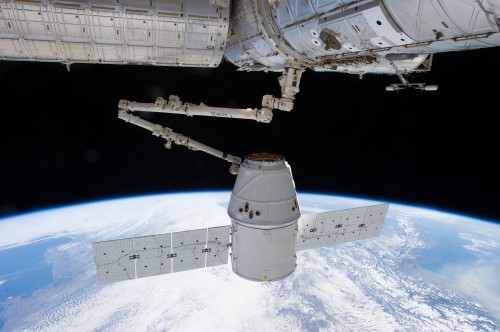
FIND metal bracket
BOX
[386,59,438,92]
[260,66,305,112]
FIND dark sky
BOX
[0,47,499,223]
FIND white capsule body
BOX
[228,153,300,282]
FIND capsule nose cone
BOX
[228,153,300,226]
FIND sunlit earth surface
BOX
[0,192,498,331]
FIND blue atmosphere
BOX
[0,238,71,329]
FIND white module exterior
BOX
[2,0,499,74]
[228,154,300,282]
[224,0,500,74]
[0,0,229,66]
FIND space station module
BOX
[1,0,499,94]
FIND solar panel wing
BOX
[134,234,172,278]
[205,226,231,267]
[92,238,135,283]
[171,229,207,273]
[296,204,389,251]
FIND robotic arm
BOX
[119,95,273,123]
[119,66,305,122]
[118,109,241,175]
[117,66,304,174]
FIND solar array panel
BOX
[92,226,231,284]
[296,204,389,251]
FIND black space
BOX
[1,47,499,223]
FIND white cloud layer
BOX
[0,192,498,331]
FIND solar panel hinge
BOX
[167,253,177,258]
[202,248,211,253]
[129,254,140,260]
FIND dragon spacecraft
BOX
[1,0,499,115]
[92,152,389,283]
[93,106,389,283]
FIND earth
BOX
[0,192,498,331]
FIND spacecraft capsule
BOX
[228,153,300,282]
